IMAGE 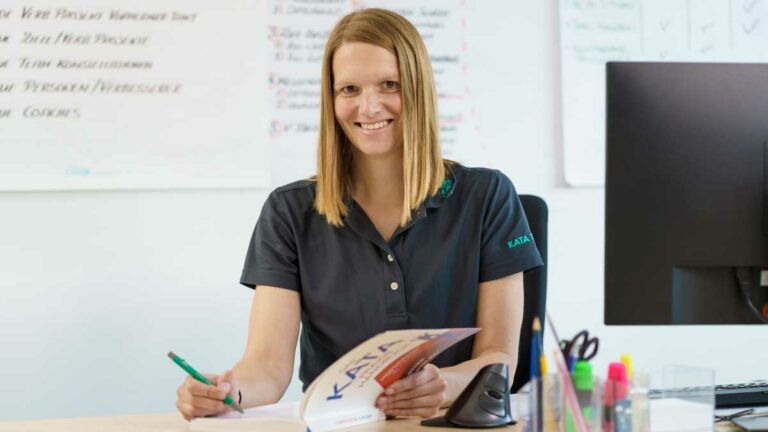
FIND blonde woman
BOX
[176,8,541,421]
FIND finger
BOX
[178,386,228,413]
[386,376,447,403]
[187,379,230,401]
[176,399,220,420]
[385,405,441,418]
[385,364,440,396]
[189,395,228,413]
[218,369,238,399]
[386,392,447,411]
[176,399,191,421]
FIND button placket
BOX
[382,247,406,317]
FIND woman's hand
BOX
[375,364,448,418]
[175,369,239,421]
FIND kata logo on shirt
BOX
[507,234,533,249]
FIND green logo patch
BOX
[439,178,454,198]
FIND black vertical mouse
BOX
[421,363,515,428]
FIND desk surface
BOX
[0,412,523,432]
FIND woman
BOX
[175,8,541,420]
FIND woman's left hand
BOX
[375,364,448,418]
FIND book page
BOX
[191,401,305,431]
[301,328,478,432]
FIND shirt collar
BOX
[341,169,456,244]
[342,167,456,220]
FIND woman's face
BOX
[332,42,403,159]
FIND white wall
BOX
[1,0,765,422]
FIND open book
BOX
[192,328,478,432]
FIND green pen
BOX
[167,351,244,414]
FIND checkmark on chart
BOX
[742,18,760,34]
[660,19,672,31]
[743,0,761,14]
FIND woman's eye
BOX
[338,86,357,95]
[383,81,400,90]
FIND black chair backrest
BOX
[511,195,548,393]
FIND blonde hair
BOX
[314,8,448,227]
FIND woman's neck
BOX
[351,151,404,208]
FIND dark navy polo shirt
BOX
[240,164,543,390]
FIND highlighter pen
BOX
[167,351,244,414]
[603,362,628,432]
[620,354,633,383]
[565,360,593,432]
[566,360,594,432]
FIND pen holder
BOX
[516,374,558,432]
[517,373,652,432]
[517,374,602,432]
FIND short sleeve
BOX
[479,171,543,282]
[240,190,300,291]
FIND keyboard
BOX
[714,382,768,408]
[648,381,768,408]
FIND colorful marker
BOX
[620,354,633,383]
[566,360,594,432]
[603,362,628,432]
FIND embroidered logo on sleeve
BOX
[507,234,533,249]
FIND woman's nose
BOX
[359,89,381,117]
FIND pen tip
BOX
[532,317,541,331]
[167,351,176,359]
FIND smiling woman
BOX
[175,8,542,424]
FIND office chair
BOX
[511,195,548,393]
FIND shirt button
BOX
[390,282,399,291]
[387,254,394,262]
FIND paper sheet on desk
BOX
[191,401,307,431]
[650,398,713,432]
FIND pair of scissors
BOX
[560,330,599,370]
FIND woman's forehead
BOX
[332,42,399,82]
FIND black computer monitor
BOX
[604,62,768,325]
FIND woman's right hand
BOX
[175,369,239,421]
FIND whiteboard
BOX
[1,0,515,190]
[0,0,269,190]
[560,0,768,187]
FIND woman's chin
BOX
[351,140,401,159]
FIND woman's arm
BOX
[376,272,524,417]
[233,285,301,408]
[175,285,300,419]
[441,271,524,404]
